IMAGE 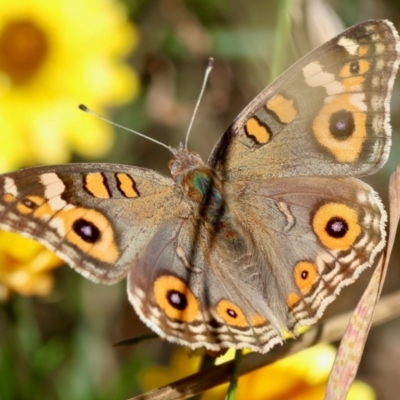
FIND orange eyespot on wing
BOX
[293,261,319,295]
[312,203,361,250]
[153,275,200,322]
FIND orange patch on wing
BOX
[357,59,370,75]
[153,275,199,322]
[294,261,318,295]
[287,292,301,308]
[116,173,139,198]
[3,193,15,202]
[358,45,369,56]
[250,314,266,326]
[312,94,366,162]
[266,94,297,123]
[245,117,271,144]
[342,76,365,90]
[312,203,361,250]
[32,201,54,219]
[85,173,110,198]
[216,299,248,327]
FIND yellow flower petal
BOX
[0,231,63,297]
[0,0,139,170]
[139,345,376,400]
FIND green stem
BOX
[270,0,292,81]
[225,349,243,400]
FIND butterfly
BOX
[0,20,399,353]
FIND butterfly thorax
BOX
[169,145,227,226]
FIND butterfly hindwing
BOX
[127,173,386,353]
[226,175,386,332]
[128,216,285,352]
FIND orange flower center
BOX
[0,19,49,85]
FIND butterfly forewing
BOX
[0,164,186,284]
[209,20,400,181]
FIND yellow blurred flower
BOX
[140,345,376,400]
[0,0,139,170]
[0,231,64,300]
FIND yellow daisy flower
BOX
[0,231,64,300]
[139,345,376,400]
[0,0,139,170]
[0,0,138,296]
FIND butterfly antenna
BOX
[78,104,173,152]
[184,57,214,149]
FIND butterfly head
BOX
[169,144,205,182]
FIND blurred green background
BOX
[0,0,399,399]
